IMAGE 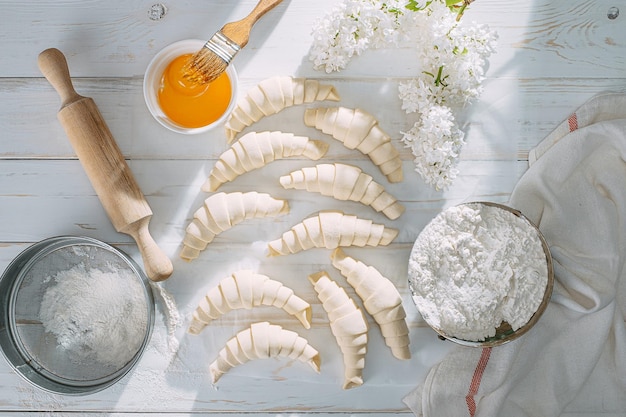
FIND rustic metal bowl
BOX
[408,202,554,347]
[0,236,155,395]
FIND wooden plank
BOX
[0,1,265,77]
[0,158,521,243]
[470,0,626,78]
[1,76,623,160]
[1,0,624,78]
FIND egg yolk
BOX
[158,53,232,129]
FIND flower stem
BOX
[434,65,448,87]
[455,0,475,21]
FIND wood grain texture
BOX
[0,0,624,414]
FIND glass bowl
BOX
[0,236,155,395]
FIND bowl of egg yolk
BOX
[143,39,238,134]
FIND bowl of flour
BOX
[0,236,155,394]
[408,202,553,347]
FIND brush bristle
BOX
[183,48,228,84]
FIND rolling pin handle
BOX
[124,216,174,282]
[37,48,83,107]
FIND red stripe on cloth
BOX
[465,347,492,417]
[568,113,578,132]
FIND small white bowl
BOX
[143,39,238,135]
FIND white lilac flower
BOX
[308,0,496,189]
[402,105,465,190]
[309,0,407,72]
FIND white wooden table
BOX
[1,0,624,415]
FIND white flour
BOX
[408,203,548,341]
[149,281,182,356]
[39,263,148,368]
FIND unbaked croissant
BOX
[209,321,321,384]
[203,131,329,192]
[181,192,289,261]
[330,248,410,360]
[188,270,312,334]
[309,271,368,389]
[267,211,398,256]
[279,163,405,220]
[303,106,403,183]
[225,76,340,142]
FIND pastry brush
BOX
[186,0,283,84]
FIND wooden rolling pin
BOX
[38,48,173,282]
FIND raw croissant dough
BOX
[279,163,405,220]
[209,321,321,384]
[181,191,289,261]
[202,131,329,192]
[188,270,312,334]
[309,271,368,389]
[331,248,411,360]
[225,76,340,142]
[267,211,398,256]
[304,106,403,183]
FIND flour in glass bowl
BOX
[408,203,549,342]
[39,263,149,369]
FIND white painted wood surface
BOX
[0,0,624,415]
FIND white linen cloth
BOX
[404,93,626,417]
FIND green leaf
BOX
[446,0,462,6]
[452,46,469,55]
[406,0,421,11]
[406,0,432,11]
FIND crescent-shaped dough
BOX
[203,131,330,192]
[303,107,403,183]
[267,211,398,256]
[188,270,312,334]
[209,322,321,384]
[330,248,411,360]
[181,192,289,261]
[224,76,340,142]
[279,163,405,220]
[309,271,368,389]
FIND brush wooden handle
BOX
[38,48,173,282]
[221,0,283,47]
